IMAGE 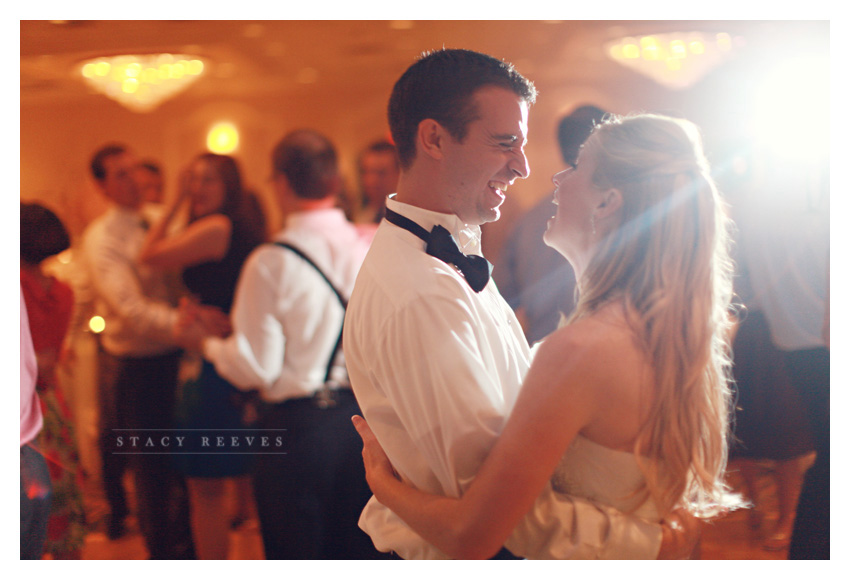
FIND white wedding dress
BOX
[550,434,659,521]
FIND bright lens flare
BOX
[752,55,829,164]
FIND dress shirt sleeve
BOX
[85,230,177,345]
[203,249,285,391]
[370,284,510,499]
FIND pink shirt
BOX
[20,289,42,446]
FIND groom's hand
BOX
[657,509,701,559]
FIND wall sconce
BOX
[207,122,240,154]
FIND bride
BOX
[353,113,741,559]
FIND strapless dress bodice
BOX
[551,434,659,521]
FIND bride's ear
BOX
[595,188,623,219]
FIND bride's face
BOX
[543,139,604,271]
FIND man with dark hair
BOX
[82,143,212,558]
[136,159,165,206]
[175,129,382,559]
[388,48,537,170]
[354,140,400,224]
[345,50,691,559]
[495,104,608,344]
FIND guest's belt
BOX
[274,386,354,410]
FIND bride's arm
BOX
[139,175,232,270]
[140,213,232,270]
[354,329,601,559]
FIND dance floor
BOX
[72,459,796,560]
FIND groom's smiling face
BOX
[440,86,531,226]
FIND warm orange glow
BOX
[689,40,705,55]
[187,60,204,75]
[606,31,735,90]
[207,122,239,154]
[79,53,205,112]
[623,44,640,59]
[89,316,106,333]
[122,78,139,93]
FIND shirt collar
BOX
[284,207,349,230]
[385,196,482,256]
[108,204,147,228]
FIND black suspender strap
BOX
[272,242,347,407]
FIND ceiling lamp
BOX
[606,32,734,90]
[80,53,205,112]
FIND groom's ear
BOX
[417,119,448,161]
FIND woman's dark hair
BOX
[193,153,266,247]
[21,203,71,264]
[194,153,244,221]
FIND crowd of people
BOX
[21,48,828,560]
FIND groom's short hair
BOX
[388,48,537,170]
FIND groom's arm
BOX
[355,288,687,559]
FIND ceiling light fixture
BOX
[80,53,205,112]
[606,32,735,90]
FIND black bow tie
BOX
[385,208,492,293]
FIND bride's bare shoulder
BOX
[535,305,645,383]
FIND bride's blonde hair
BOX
[568,114,736,517]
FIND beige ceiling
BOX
[22,20,804,107]
[19,20,830,248]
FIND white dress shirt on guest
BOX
[203,208,372,402]
[344,197,662,560]
[82,205,179,357]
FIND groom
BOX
[344,48,697,559]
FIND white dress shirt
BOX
[204,209,373,402]
[735,183,829,351]
[20,289,42,447]
[344,197,662,559]
[82,205,179,357]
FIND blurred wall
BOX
[19,58,672,259]
[20,20,829,262]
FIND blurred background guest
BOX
[21,289,52,560]
[20,203,89,559]
[730,148,829,559]
[136,159,165,207]
[351,139,399,225]
[82,143,204,559]
[175,130,381,559]
[495,105,607,345]
[727,259,815,551]
[139,152,266,559]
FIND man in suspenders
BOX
[175,129,383,559]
